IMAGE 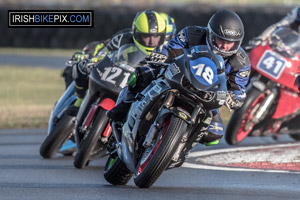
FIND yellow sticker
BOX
[179,112,188,120]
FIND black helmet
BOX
[207,10,244,57]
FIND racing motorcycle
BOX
[103,45,228,188]
[225,27,300,145]
[73,44,147,169]
[39,60,78,159]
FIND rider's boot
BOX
[65,98,82,117]
[199,121,223,146]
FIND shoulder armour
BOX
[228,47,251,71]
[107,32,133,51]
[186,26,207,47]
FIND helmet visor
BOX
[134,30,165,47]
[209,31,242,56]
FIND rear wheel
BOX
[134,115,187,188]
[225,88,267,145]
[39,114,75,159]
[74,108,109,169]
[104,154,133,185]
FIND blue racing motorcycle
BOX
[103,45,228,188]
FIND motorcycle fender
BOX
[252,80,266,92]
[99,98,115,111]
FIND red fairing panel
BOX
[272,87,300,119]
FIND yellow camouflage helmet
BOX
[132,10,166,55]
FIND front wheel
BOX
[39,114,75,159]
[225,88,267,145]
[134,115,188,188]
[290,134,300,141]
[73,108,109,169]
[104,154,133,185]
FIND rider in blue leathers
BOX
[107,9,251,146]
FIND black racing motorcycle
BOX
[103,45,228,188]
[73,44,147,169]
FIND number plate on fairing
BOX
[257,50,287,80]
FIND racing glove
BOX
[72,52,88,62]
[226,91,244,110]
[149,52,168,63]
[72,59,94,80]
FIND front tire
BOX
[104,154,133,185]
[134,115,187,188]
[225,88,267,145]
[73,108,109,169]
[40,114,75,159]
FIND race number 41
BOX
[257,50,287,79]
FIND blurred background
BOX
[1,0,299,49]
[0,0,299,129]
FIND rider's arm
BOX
[225,48,251,109]
[152,27,190,62]
[105,32,133,52]
[255,8,297,41]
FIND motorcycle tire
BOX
[73,108,109,169]
[290,134,300,141]
[39,114,75,159]
[134,115,187,188]
[104,154,133,185]
[225,87,266,145]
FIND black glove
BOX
[72,59,95,80]
[226,91,243,110]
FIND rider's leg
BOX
[199,109,224,146]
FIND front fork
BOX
[75,94,115,148]
[142,91,204,164]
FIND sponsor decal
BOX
[178,30,186,42]
[217,91,226,105]
[165,63,181,79]
[179,112,188,120]
[224,29,240,37]
[239,70,250,77]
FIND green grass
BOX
[0,66,64,129]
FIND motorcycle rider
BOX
[65,9,167,117]
[159,12,177,42]
[61,12,176,89]
[107,9,251,146]
[249,6,300,49]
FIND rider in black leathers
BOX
[107,9,251,146]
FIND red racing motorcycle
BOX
[225,27,300,145]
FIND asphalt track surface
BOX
[1,54,300,199]
[0,54,69,69]
[0,129,300,200]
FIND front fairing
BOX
[89,44,146,96]
[250,42,300,92]
[165,45,227,109]
[120,80,171,171]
